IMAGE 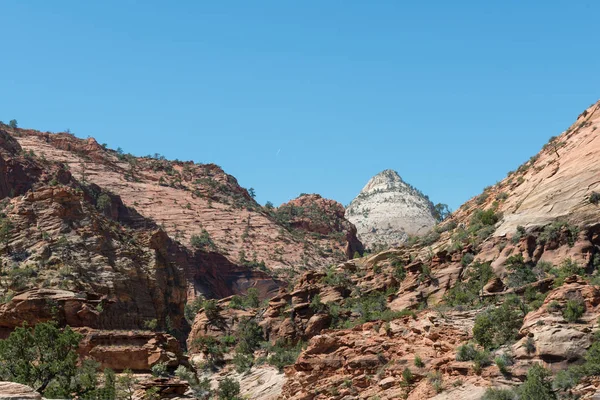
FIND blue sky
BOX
[1,1,598,210]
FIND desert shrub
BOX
[482,388,517,400]
[321,267,352,287]
[563,298,586,323]
[523,286,547,311]
[496,192,509,201]
[232,352,254,373]
[461,253,475,266]
[428,370,443,393]
[203,299,220,322]
[244,288,260,308]
[511,225,526,244]
[392,259,406,282]
[8,120,17,128]
[217,377,240,400]
[538,221,579,247]
[472,350,492,374]
[455,343,479,361]
[235,318,263,355]
[590,192,600,205]
[476,193,489,205]
[553,367,582,392]
[347,292,388,323]
[309,294,326,313]
[184,296,205,324]
[414,355,424,368]
[444,261,493,308]
[469,208,502,244]
[151,362,168,377]
[547,300,561,312]
[267,340,304,372]
[190,229,216,251]
[524,337,536,355]
[583,339,600,375]
[402,367,414,385]
[551,258,585,286]
[473,298,525,349]
[96,193,111,212]
[505,254,536,288]
[518,364,556,400]
[421,230,441,246]
[494,353,513,376]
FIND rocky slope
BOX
[345,169,437,249]
[278,101,600,399]
[0,123,360,383]
[181,100,600,399]
[14,129,361,277]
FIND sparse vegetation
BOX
[562,298,586,323]
[190,229,216,251]
[538,221,579,247]
[473,296,525,349]
[217,377,241,400]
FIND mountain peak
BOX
[345,170,436,249]
[362,169,404,194]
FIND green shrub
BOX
[267,340,304,372]
[309,294,325,313]
[232,352,254,373]
[473,298,524,349]
[402,367,414,385]
[321,267,352,287]
[151,362,168,377]
[217,377,240,400]
[482,388,517,400]
[538,221,579,247]
[505,254,536,288]
[563,298,586,323]
[96,193,111,212]
[518,364,556,400]
[203,299,220,322]
[472,350,492,374]
[184,296,205,324]
[461,253,475,266]
[428,370,443,393]
[524,337,536,355]
[235,318,263,355]
[511,225,526,244]
[444,262,493,308]
[414,355,424,368]
[144,319,158,330]
[190,229,216,251]
[455,343,479,361]
[590,192,600,205]
[229,295,244,309]
[494,353,513,376]
[551,258,584,286]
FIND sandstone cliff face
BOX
[13,129,360,279]
[0,123,361,375]
[345,170,437,249]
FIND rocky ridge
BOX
[345,169,437,249]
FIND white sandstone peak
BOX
[345,170,436,249]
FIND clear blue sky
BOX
[1,1,598,210]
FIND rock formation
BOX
[345,169,437,249]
